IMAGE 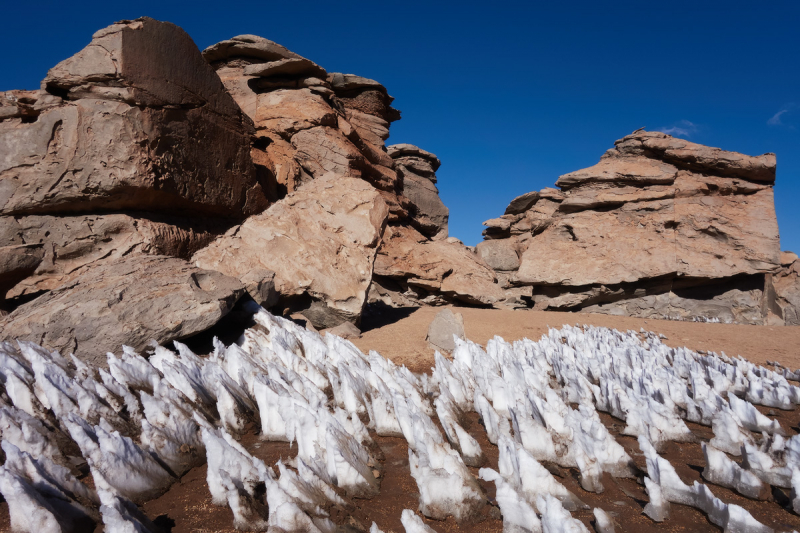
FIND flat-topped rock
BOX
[481,129,784,324]
[328,73,388,93]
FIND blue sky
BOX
[2,1,798,250]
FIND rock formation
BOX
[0,17,267,318]
[192,32,503,327]
[2,17,797,359]
[0,255,245,366]
[481,129,799,324]
[0,17,503,355]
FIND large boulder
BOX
[0,18,268,312]
[193,176,389,328]
[0,255,245,366]
[2,17,267,218]
[0,214,217,300]
[480,130,782,324]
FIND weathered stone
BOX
[328,73,387,93]
[426,308,465,352]
[582,276,771,325]
[773,258,800,326]
[400,173,449,240]
[243,58,327,79]
[0,214,218,300]
[375,226,503,306]
[2,18,267,218]
[504,191,539,215]
[330,77,400,123]
[556,156,678,190]
[387,144,441,170]
[254,88,337,137]
[291,126,366,180]
[193,176,389,328]
[515,185,779,287]
[0,245,44,298]
[390,143,448,239]
[345,109,390,147]
[240,268,278,308]
[616,130,776,183]
[483,130,782,324]
[476,239,520,271]
[323,321,362,340]
[0,255,245,366]
[202,35,302,65]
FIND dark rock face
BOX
[0,255,245,366]
[480,129,789,325]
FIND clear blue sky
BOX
[2,1,798,250]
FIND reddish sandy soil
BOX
[2,308,799,532]
[354,306,800,374]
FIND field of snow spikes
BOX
[1,309,800,532]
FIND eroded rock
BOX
[0,255,245,365]
[193,176,389,328]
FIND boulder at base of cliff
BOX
[193,175,389,329]
[426,308,466,352]
[0,255,245,366]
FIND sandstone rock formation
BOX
[0,17,268,315]
[193,176,389,328]
[192,32,503,326]
[0,255,245,366]
[481,129,794,324]
[370,226,506,308]
[1,17,505,351]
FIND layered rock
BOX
[0,18,268,312]
[389,144,449,239]
[196,33,502,324]
[0,255,245,366]
[481,130,787,324]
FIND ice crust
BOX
[3,315,799,531]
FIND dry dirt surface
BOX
[355,306,800,374]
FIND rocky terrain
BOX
[0,18,518,360]
[479,130,800,325]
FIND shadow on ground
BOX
[360,302,420,333]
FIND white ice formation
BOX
[2,314,799,531]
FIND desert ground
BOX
[355,307,800,374]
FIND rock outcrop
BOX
[192,32,501,327]
[4,18,794,360]
[480,129,793,324]
[1,17,503,349]
[0,17,268,314]
[193,176,388,328]
[0,255,245,365]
